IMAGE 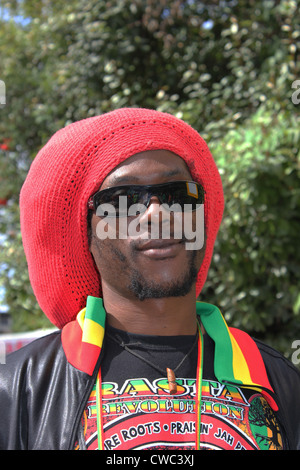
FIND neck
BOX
[101,283,198,336]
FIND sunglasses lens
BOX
[95,188,148,216]
[94,188,124,216]
[170,187,192,209]
[159,182,202,211]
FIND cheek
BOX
[90,235,128,272]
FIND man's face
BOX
[89,150,205,301]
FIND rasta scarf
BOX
[62,296,278,449]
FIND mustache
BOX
[131,233,191,250]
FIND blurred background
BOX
[0,0,299,363]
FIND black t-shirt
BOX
[76,325,284,450]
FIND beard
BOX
[127,249,198,301]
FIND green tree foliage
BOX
[0,0,299,360]
[207,103,300,355]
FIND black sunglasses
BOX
[88,180,205,217]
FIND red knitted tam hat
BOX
[20,108,224,328]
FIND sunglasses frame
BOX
[87,180,205,216]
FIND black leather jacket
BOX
[0,330,300,450]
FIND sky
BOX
[0,5,31,25]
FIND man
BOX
[0,108,299,450]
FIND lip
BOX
[135,239,184,259]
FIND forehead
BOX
[101,150,192,189]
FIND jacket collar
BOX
[61,296,277,411]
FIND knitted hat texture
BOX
[20,108,224,328]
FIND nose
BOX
[138,196,173,239]
[146,195,160,210]
[143,196,170,219]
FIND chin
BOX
[128,262,198,301]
